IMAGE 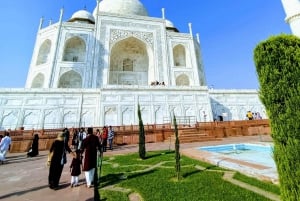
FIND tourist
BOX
[256,112,262,119]
[108,126,114,150]
[27,133,39,157]
[71,128,79,150]
[78,127,87,150]
[70,149,82,187]
[48,132,72,190]
[81,127,101,188]
[246,111,253,120]
[101,126,108,152]
[63,128,70,145]
[0,131,11,164]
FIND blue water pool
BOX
[198,143,276,171]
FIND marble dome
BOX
[165,19,175,28]
[93,0,148,17]
[69,10,95,23]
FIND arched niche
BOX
[62,36,86,62]
[36,39,51,65]
[173,44,186,66]
[31,73,45,88]
[176,74,190,86]
[58,70,82,88]
[109,37,149,85]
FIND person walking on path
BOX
[78,127,87,150]
[70,150,82,187]
[108,126,114,150]
[48,132,73,190]
[81,127,101,188]
[27,133,39,157]
[0,131,11,164]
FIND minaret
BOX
[281,0,300,37]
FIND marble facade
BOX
[0,0,266,130]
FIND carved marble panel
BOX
[153,95,166,102]
[26,99,43,105]
[104,105,117,126]
[121,95,134,102]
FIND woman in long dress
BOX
[27,134,39,157]
[48,132,72,189]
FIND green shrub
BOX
[137,104,146,159]
[254,34,300,200]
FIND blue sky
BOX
[0,0,291,89]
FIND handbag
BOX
[61,151,67,165]
[60,138,67,165]
[47,152,53,167]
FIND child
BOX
[70,150,82,187]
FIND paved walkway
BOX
[0,135,278,201]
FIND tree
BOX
[254,34,300,200]
[173,114,181,181]
[137,104,146,159]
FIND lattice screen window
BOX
[123,58,133,71]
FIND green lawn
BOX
[98,150,279,201]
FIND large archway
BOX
[62,36,86,62]
[58,70,82,88]
[176,74,190,86]
[109,37,149,85]
[36,39,51,65]
[173,44,186,67]
[31,73,45,88]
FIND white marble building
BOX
[0,0,271,130]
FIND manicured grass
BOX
[99,150,273,201]
[233,172,280,195]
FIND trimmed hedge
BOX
[254,34,300,200]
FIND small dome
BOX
[165,19,174,28]
[69,10,95,24]
[93,0,148,17]
[165,19,179,32]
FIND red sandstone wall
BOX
[1,120,271,153]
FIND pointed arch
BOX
[62,36,86,62]
[176,74,190,86]
[173,44,186,66]
[109,37,149,85]
[36,39,51,65]
[58,70,82,88]
[31,73,45,88]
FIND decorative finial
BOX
[162,8,165,19]
[39,17,44,30]
[59,7,64,22]
[196,33,200,44]
[188,23,193,36]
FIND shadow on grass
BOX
[145,150,174,159]
[182,169,202,178]
[100,169,156,188]
[85,197,107,201]
[205,165,220,170]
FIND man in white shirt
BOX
[0,131,12,163]
[78,127,86,150]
